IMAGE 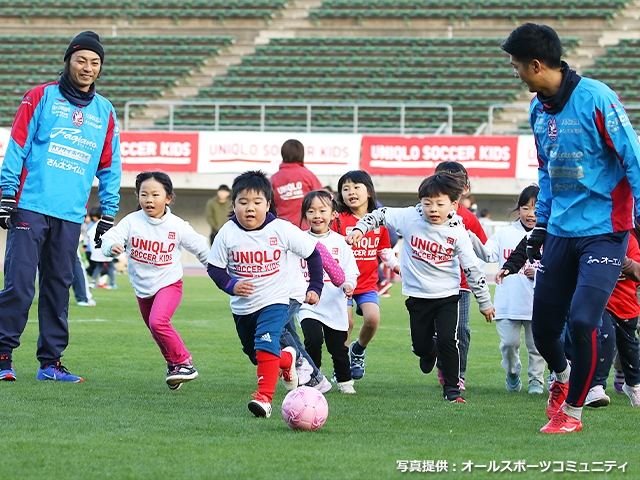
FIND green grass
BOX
[2,277,636,479]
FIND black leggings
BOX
[300,318,351,383]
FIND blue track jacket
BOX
[1,81,121,223]
[530,77,640,237]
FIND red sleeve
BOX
[458,205,487,243]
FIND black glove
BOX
[0,195,16,230]
[526,222,547,263]
[94,214,115,248]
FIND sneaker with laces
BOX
[614,369,626,394]
[168,382,182,391]
[0,353,16,381]
[36,362,83,382]
[540,409,582,434]
[166,364,198,386]
[296,357,313,386]
[506,373,522,392]
[349,341,365,380]
[338,379,356,394]
[305,373,332,393]
[77,299,97,307]
[584,385,610,408]
[444,391,466,403]
[622,383,640,407]
[546,380,569,419]
[528,379,544,395]
[280,346,298,391]
[248,392,272,418]
[377,280,392,297]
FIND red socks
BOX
[255,349,294,402]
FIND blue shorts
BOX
[347,291,379,316]
[233,303,289,364]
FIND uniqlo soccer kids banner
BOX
[515,135,539,180]
[0,127,10,167]
[120,131,199,172]
[198,131,362,176]
[360,135,519,177]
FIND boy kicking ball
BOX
[207,171,325,418]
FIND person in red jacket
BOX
[270,139,322,228]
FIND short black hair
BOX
[300,189,337,226]
[231,170,277,216]
[336,170,378,214]
[418,173,465,202]
[434,161,470,189]
[501,23,563,69]
[511,183,540,215]
[135,171,174,199]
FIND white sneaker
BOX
[296,357,313,386]
[77,299,96,307]
[248,393,272,418]
[281,346,298,391]
[622,383,640,407]
[308,374,332,393]
[584,385,610,408]
[338,379,356,394]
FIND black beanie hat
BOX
[64,31,104,63]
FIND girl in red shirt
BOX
[331,170,399,379]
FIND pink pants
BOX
[137,280,191,366]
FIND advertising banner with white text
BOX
[198,131,362,176]
[360,135,519,177]
[120,131,199,172]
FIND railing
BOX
[124,100,453,135]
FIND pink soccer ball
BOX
[281,386,329,431]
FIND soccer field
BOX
[2,276,635,479]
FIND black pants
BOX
[300,318,350,383]
[405,295,460,397]
[611,312,640,386]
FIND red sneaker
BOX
[546,379,569,419]
[540,409,582,434]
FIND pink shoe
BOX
[458,378,466,391]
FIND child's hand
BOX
[480,306,495,323]
[343,284,354,300]
[233,280,255,297]
[524,267,536,281]
[392,265,401,276]
[304,290,320,306]
[345,229,363,246]
[495,269,510,284]
[110,244,125,255]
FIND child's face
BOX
[341,180,370,214]
[233,189,270,230]
[519,198,537,229]
[421,194,458,225]
[138,178,172,219]
[305,197,336,234]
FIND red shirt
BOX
[457,205,487,291]
[270,163,322,228]
[607,234,640,319]
[331,211,392,294]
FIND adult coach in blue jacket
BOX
[502,23,640,433]
[0,31,121,382]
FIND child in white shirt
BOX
[100,171,209,390]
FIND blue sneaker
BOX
[349,341,365,380]
[0,353,16,381]
[36,362,84,382]
[506,373,522,392]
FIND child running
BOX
[346,172,494,403]
[207,170,325,419]
[331,170,399,380]
[99,171,209,390]
[298,190,360,394]
[471,184,545,394]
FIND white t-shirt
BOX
[100,208,209,298]
[287,251,307,303]
[208,217,317,315]
[483,221,538,320]
[356,206,492,311]
[298,230,359,331]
